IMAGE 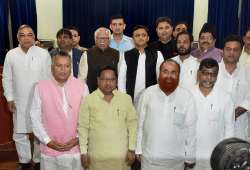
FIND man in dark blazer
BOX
[50,28,83,77]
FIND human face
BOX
[243,30,250,51]
[57,34,73,50]
[133,28,149,48]
[176,34,191,56]
[17,27,35,51]
[223,41,242,64]
[52,56,71,84]
[69,29,80,47]
[158,61,179,95]
[156,21,173,42]
[97,70,117,95]
[198,67,218,90]
[199,32,215,51]
[95,30,110,50]
[173,24,188,38]
[110,18,126,35]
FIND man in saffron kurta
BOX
[78,66,137,170]
[30,51,88,170]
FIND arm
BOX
[117,57,127,93]
[78,52,88,81]
[184,95,197,164]
[156,51,164,78]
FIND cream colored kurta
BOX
[78,89,137,170]
[2,46,51,133]
[239,47,250,69]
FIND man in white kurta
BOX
[191,58,234,170]
[172,31,199,89]
[216,35,250,141]
[239,28,250,69]
[2,25,51,169]
[30,52,88,170]
[118,25,164,107]
[136,60,197,170]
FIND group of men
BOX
[2,14,250,170]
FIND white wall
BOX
[36,0,62,43]
[192,0,209,41]
[36,0,208,42]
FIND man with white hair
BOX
[78,27,119,92]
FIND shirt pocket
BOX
[173,112,186,129]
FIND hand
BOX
[135,154,142,162]
[64,138,79,150]
[81,154,90,169]
[7,101,16,113]
[126,150,136,165]
[46,140,68,152]
[235,106,247,119]
[184,162,195,170]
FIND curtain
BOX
[208,0,239,48]
[63,0,194,47]
[240,0,250,36]
[0,0,9,65]
[9,0,37,47]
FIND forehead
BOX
[177,34,190,41]
[175,24,187,29]
[245,30,250,37]
[53,56,71,64]
[157,21,172,28]
[133,28,147,35]
[111,18,124,24]
[200,32,213,37]
[224,41,241,48]
[100,69,116,77]
[200,67,217,72]
[161,62,179,71]
[18,27,33,34]
[70,29,78,35]
[96,30,109,37]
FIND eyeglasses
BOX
[200,70,218,77]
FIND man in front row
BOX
[30,51,89,170]
[136,59,197,170]
[192,58,234,170]
[78,66,137,170]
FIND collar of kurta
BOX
[220,59,240,77]
[52,76,74,87]
[156,84,179,100]
[96,88,118,99]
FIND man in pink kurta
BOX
[30,51,88,170]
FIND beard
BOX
[158,76,179,95]
[177,46,191,56]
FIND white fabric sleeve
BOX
[30,85,51,144]
[117,56,127,93]
[78,52,88,81]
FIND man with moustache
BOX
[135,60,197,170]
[191,58,234,170]
[191,23,222,62]
[30,51,88,170]
[118,25,164,107]
[216,35,250,141]
[2,24,51,170]
[50,28,83,78]
[172,31,199,89]
[149,17,177,59]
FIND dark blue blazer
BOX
[50,48,83,77]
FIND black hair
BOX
[176,31,194,42]
[132,25,149,35]
[155,17,173,28]
[56,28,72,39]
[98,65,118,78]
[199,58,219,72]
[223,34,243,49]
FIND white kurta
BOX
[216,59,250,141]
[2,46,51,133]
[118,51,164,107]
[191,85,235,170]
[172,55,199,89]
[136,85,197,170]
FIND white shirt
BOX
[172,55,199,89]
[2,46,51,133]
[216,59,250,141]
[239,47,250,69]
[30,81,89,145]
[191,85,234,162]
[136,85,197,164]
[118,51,164,107]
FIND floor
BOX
[0,150,18,170]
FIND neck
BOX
[113,33,123,42]
[136,45,147,53]
[224,61,237,74]
[179,54,190,62]
[244,47,250,55]
[20,46,31,54]
[103,93,114,103]
[199,85,212,97]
